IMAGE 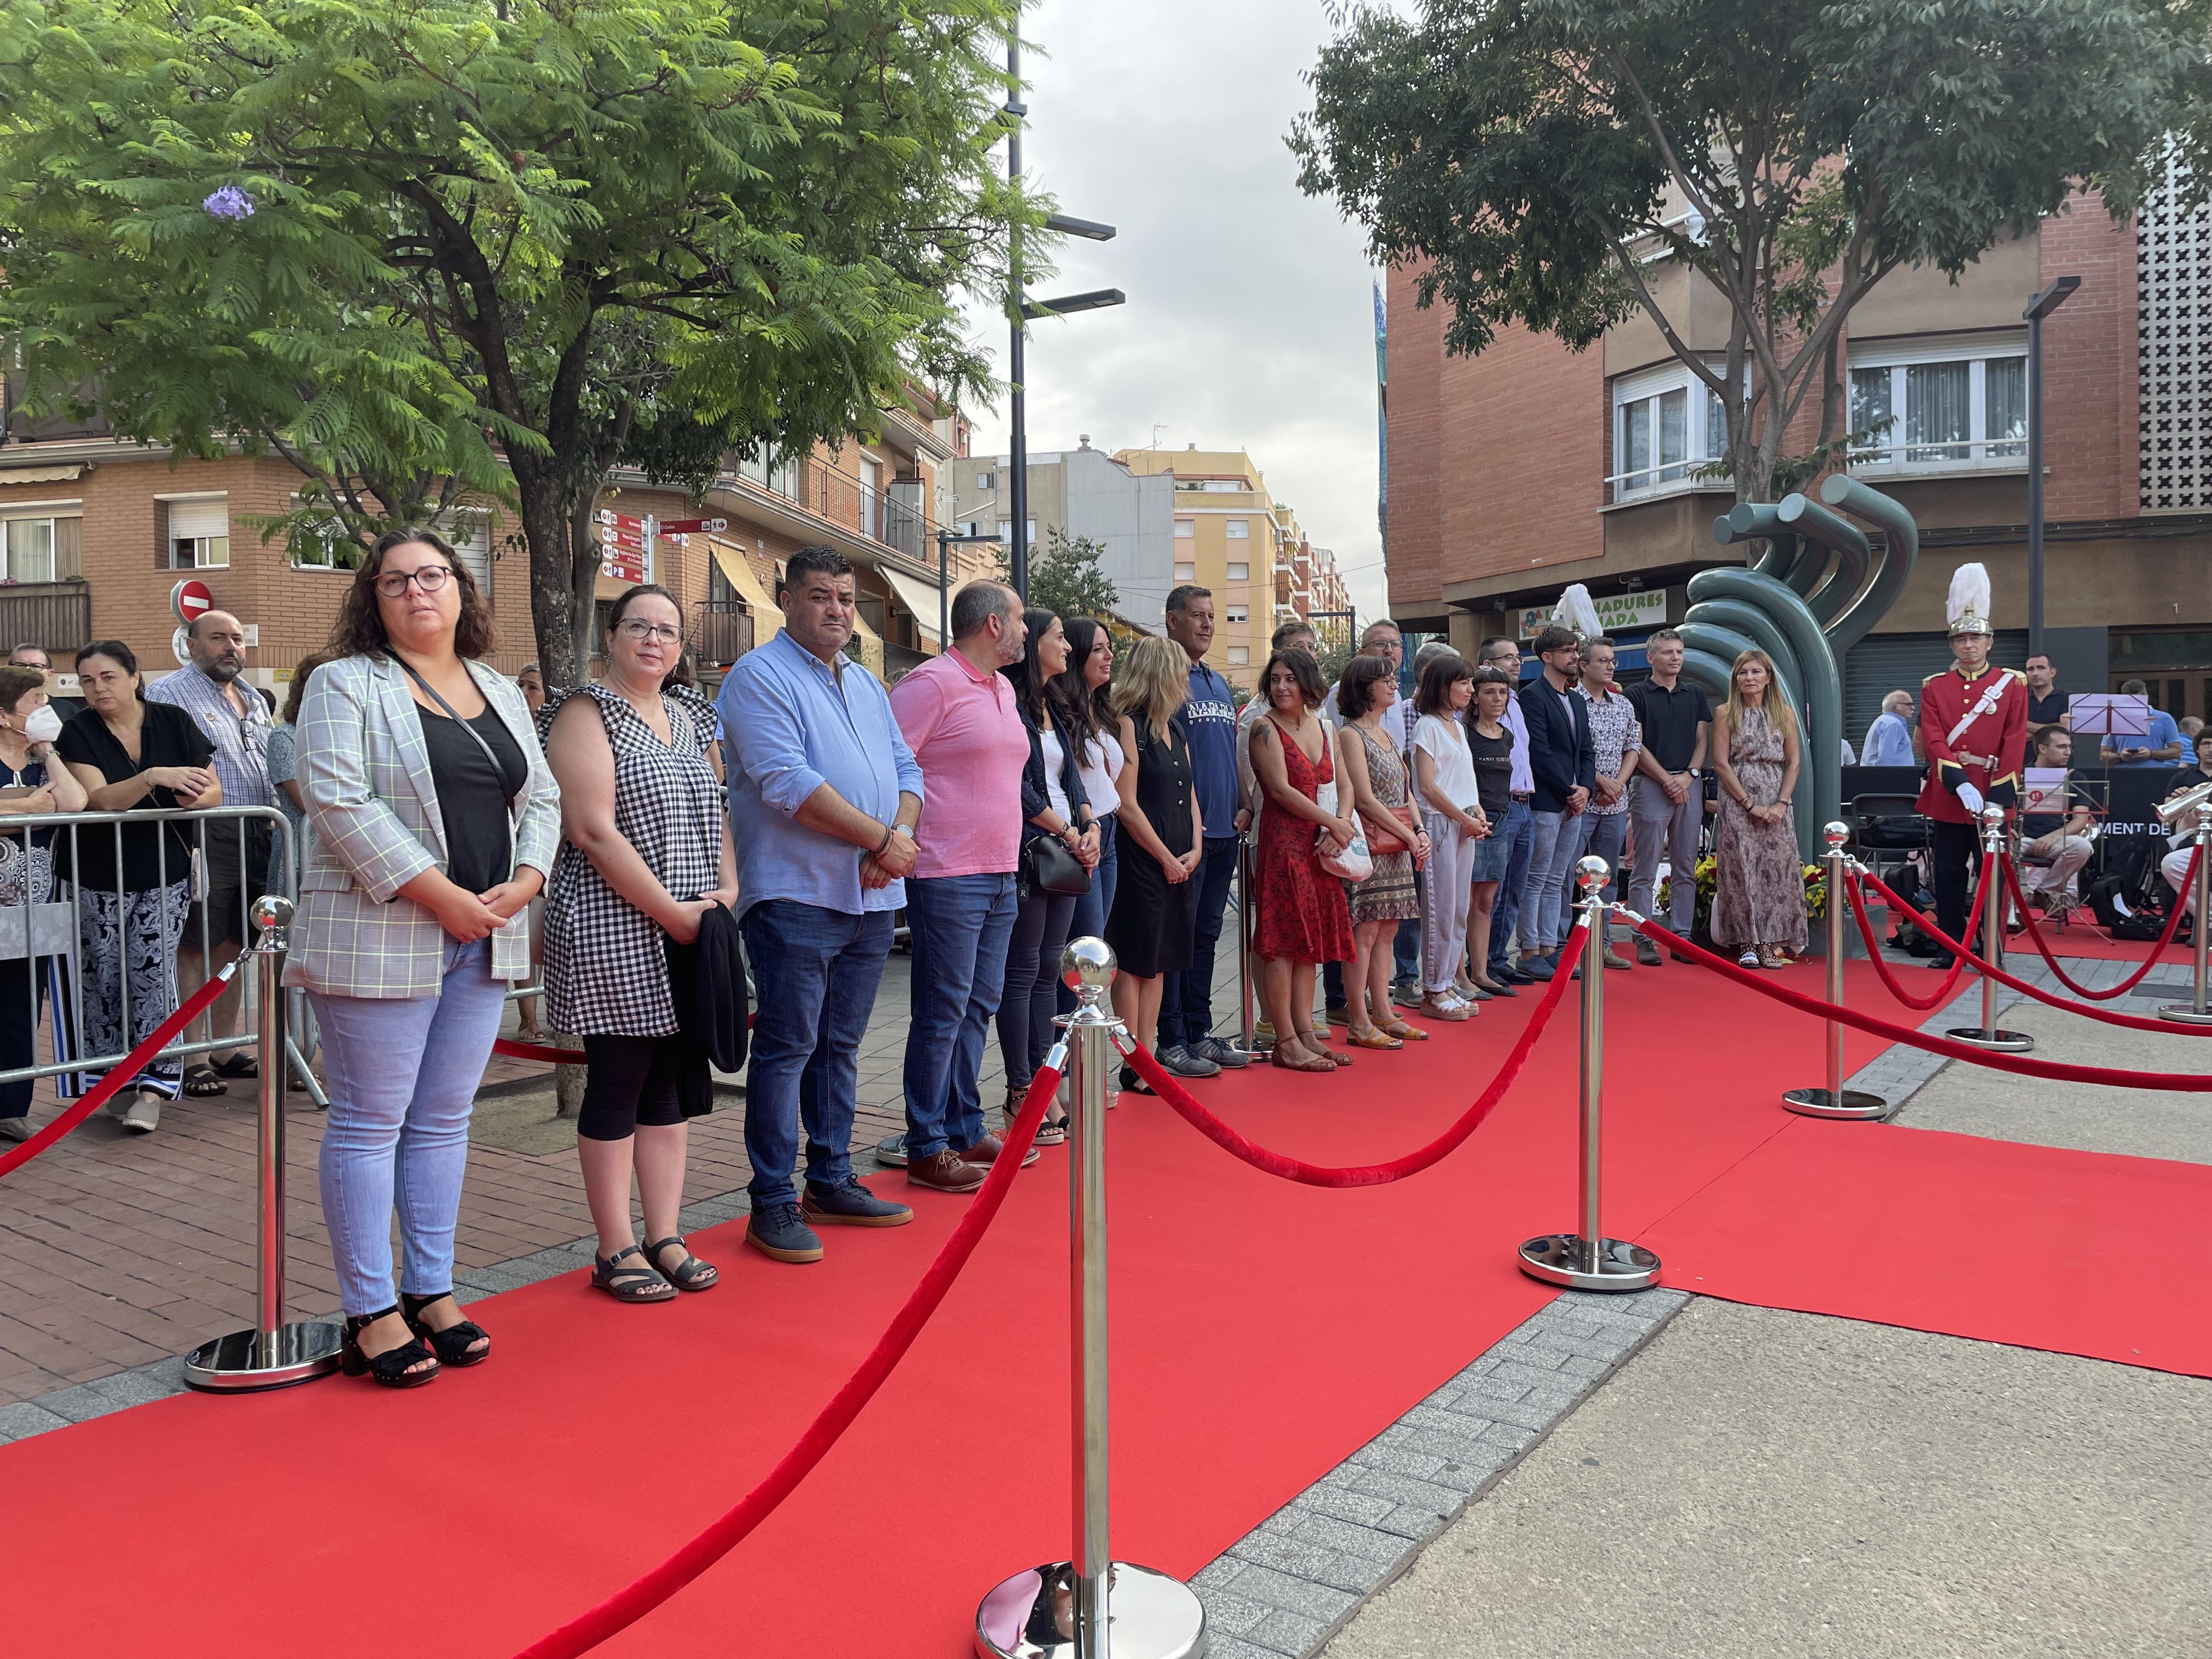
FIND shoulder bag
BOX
[1020,830,1092,899]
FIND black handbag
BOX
[1020,829,1092,898]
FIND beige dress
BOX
[1713,705,1808,952]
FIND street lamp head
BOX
[2024,274,2081,321]
[1044,213,1117,242]
[1022,287,1127,320]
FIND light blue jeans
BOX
[311,938,508,1317]
[1522,808,1576,955]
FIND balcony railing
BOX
[693,602,757,668]
[0,581,92,652]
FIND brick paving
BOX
[0,946,1019,1409]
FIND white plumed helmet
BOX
[1550,583,1603,640]
[1945,562,1992,637]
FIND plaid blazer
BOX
[285,653,560,997]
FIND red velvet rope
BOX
[1126,928,1587,1186]
[1844,852,1993,1011]
[2001,846,2199,998]
[0,961,238,1180]
[512,1060,1064,1659]
[1628,916,2212,1090]
[1850,862,2212,1037]
[492,1038,589,1065]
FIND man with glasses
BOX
[8,644,85,723]
[147,610,275,1092]
[1475,636,1540,985]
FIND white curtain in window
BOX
[1906,362,1970,461]
[1624,400,1651,481]
[5,519,54,584]
[1985,358,2027,456]
[1658,388,1689,481]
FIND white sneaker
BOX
[120,1093,161,1134]
[0,1115,31,1143]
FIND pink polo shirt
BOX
[889,647,1030,879]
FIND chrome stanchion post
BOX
[975,938,1206,1659]
[1516,859,1660,1292]
[183,896,343,1392]
[1237,833,1257,1052]
[1946,804,2034,1052]
[1783,824,1889,1119]
[2159,803,2212,1026]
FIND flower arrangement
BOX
[1657,854,1823,941]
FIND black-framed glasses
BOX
[374,565,454,598]
[616,620,682,644]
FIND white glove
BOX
[1956,782,1985,816]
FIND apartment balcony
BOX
[0,581,92,652]
[693,601,757,669]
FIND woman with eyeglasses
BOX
[543,584,737,1301]
[291,528,559,1388]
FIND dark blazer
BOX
[1520,678,1596,813]
[1016,698,1093,842]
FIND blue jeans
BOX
[1486,799,1536,974]
[1059,816,1120,1020]
[740,901,894,1210]
[1392,901,1421,983]
[1566,810,1628,900]
[1159,835,1240,1051]
[312,938,507,1317]
[902,872,1019,1160]
[1522,808,1577,955]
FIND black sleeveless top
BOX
[1131,716,1194,855]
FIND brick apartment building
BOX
[1385,173,2212,734]
[0,386,994,698]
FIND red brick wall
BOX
[2038,189,2138,520]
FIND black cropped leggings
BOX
[577,1032,691,1142]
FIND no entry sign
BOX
[170,578,214,624]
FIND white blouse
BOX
[1413,714,1480,812]
[1077,728,1124,819]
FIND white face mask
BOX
[21,706,62,744]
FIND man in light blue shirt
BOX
[718,548,923,1262]
[2100,679,2186,766]
[1862,691,1918,767]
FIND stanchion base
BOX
[2157,1003,2212,1026]
[1943,1026,2036,1053]
[974,1561,1207,1658]
[874,1132,909,1167]
[1516,1234,1661,1291]
[1780,1087,1891,1120]
[183,1322,344,1393]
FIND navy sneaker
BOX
[1193,1037,1252,1070]
[803,1178,915,1228]
[1519,955,1556,982]
[1157,1044,1221,1079]
[745,1203,824,1264]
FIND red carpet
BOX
[4,956,2204,1657]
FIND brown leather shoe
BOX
[907,1148,989,1193]
[959,1131,1041,1169]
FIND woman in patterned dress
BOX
[1334,654,1429,1052]
[1709,648,1807,969]
[544,585,738,1302]
[1249,647,1357,1072]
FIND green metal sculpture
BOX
[1682,477,1919,860]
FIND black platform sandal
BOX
[340,1308,440,1389]
[592,1244,676,1302]
[399,1291,490,1367]
[642,1235,720,1293]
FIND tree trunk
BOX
[516,465,584,688]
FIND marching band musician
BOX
[1915,563,2026,967]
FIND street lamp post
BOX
[936,526,1001,650]
[2024,275,2080,658]
[1002,34,1122,603]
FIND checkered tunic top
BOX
[542,683,724,1036]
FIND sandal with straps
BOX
[341,1307,439,1389]
[642,1235,720,1293]
[399,1291,490,1367]
[592,1244,676,1303]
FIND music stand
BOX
[2070,693,2152,738]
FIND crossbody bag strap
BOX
[396,657,517,881]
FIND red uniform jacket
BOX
[1916,663,2027,825]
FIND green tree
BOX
[0,0,1030,681]
[1291,0,2188,505]
[1002,527,1119,623]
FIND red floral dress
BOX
[1254,714,1355,964]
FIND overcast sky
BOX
[960,0,1389,617]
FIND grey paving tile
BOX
[0,1401,72,1441]
[1245,1609,1331,1655]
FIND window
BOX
[976,470,996,489]
[1227,561,1249,582]
[1848,336,2029,473]
[1174,518,1195,539]
[1226,605,1249,624]
[996,518,1039,545]
[1200,479,1243,493]
[1610,364,1733,501]
[163,498,229,569]
[1225,519,1249,539]
[448,514,494,591]
[288,517,358,571]
[1227,646,1250,667]
[1173,561,1196,583]
[3,516,62,583]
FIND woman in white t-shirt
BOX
[1410,652,1488,1022]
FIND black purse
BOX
[1021,829,1092,898]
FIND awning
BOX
[0,464,84,486]
[707,538,783,642]
[848,605,885,676]
[879,566,948,645]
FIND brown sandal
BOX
[1270,1043,1335,1074]
[1381,1018,1430,1042]
[1345,1025,1403,1051]
[1296,1030,1348,1066]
